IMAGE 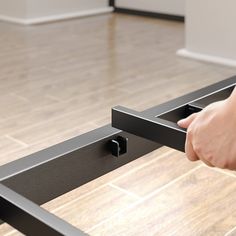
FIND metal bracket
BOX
[109,136,128,157]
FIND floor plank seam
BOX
[5,134,29,147]
[205,166,236,179]
[44,150,173,215]
[45,94,63,102]
[86,165,202,233]
[0,100,58,124]
[109,149,174,185]
[41,150,171,214]
[6,108,85,138]
[224,225,236,236]
[10,92,29,102]
[29,123,96,146]
[36,124,93,143]
[48,184,107,214]
[3,94,101,137]
[6,94,114,138]
[7,114,96,145]
[108,183,142,200]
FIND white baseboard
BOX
[177,48,236,67]
[0,7,114,25]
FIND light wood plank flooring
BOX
[0,13,236,236]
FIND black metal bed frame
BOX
[0,76,235,235]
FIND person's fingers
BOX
[185,138,214,167]
[185,134,199,161]
[197,154,215,167]
[193,145,215,167]
[177,113,198,129]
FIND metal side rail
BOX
[0,75,235,235]
[0,183,87,236]
[112,78,236,150]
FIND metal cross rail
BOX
[0,76,235,235]
[112,79,235,151]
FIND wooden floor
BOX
[0,13,236,236]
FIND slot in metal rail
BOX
[0,76,235,235]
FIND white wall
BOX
[116,0,185,16]
[0,0,112,24]
[0,0,27,19]
[178,0,236,66]
[27,0,109,18]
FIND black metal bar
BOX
[112,106,186,152]
[143,76,236,118]
[187,102,205,111]
[109,0,115,7]
[0,75,236,235]
[112,77,236,152]
[0,183,87,236]
[1,77,235,206]
[114,7,184,22]
[0,125,159,206]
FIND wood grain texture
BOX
[0,122,98,166]
[51,185,137,232]
[112,150,199,197]
[89,166,236,236]
[0,13,236,236]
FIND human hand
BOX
[178,99,236,170]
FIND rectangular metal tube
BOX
[144,76,236,117]
[112,106,186,152]
[0,75,235,235]
[111,76,236,150]
[0,183,87,236]
[0,125,159,206]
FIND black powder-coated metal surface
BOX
[112,76,236,152]
[0,183,87,236]
[0,75,235,235]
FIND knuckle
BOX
[212,157,228,169]
[187,155,195,162]
[204,153,214,163]
[187,128,194,139]
[216,162,228,169]
[193,145,201,155]
[192,143,204,157]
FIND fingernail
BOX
[177,119,184,125]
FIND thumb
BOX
[177,113,198,129]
